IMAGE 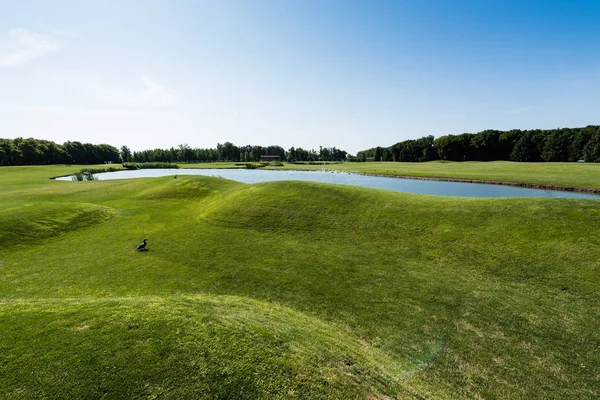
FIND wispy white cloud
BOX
[140,76,181,107]
[0,28,60,67]
[82,76,183,109]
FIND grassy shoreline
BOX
[171,160,600,190]
[31,161,600,192]
[270,161,600,190]
[354,173,600,193]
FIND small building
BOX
[261,155,280,162]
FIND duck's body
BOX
[136,239,148,251]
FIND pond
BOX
[56,168,600,199]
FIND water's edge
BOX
[355,173,600,193]
[50,168,600,194]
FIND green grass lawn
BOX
[0,165,598,399]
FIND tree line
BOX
[128,142,348,163]
[0,138,120,166]
[0,137,348,166]
[3,125,599,166]
[357,125,600,162]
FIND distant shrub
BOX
[269,161,284,167]
[244,162,269,169]
[70,167,121,181]
[289,161,343,165]
[80,167,120,174]
[71,170,98,181]
[122,162,179,170]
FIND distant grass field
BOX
[0,165,598,399]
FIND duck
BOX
[136,239,148,251]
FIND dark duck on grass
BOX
[136,239,148,252]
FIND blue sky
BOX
[1,0,599,153]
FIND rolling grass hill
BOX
[0,166,598,399]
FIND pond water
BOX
[56,168,600,199]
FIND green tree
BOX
[374,147,383,162]
[541,130,569,162]
[120,146,132,162]
[510,131,543,162]
[583,131,600,162]
[435,134,473,161]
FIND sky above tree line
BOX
[1,0,599,154]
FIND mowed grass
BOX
[0,166,599,399]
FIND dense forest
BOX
[0,138,347,166]
[357,125,600,162]
[128,143,347,163]
[2,125,599,166]
[0,138,121,166]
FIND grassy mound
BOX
[0,169,598,399]
[135,175,240,200]
[199,181,378,232]
[202,180,600,294]
[0,202,118,248]
[0,295,426,399]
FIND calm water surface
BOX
[56,168,600,199]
